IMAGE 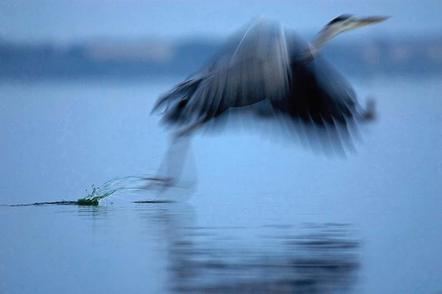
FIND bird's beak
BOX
[351,16,389,29]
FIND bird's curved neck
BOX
[310,26,340,57]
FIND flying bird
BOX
[150,15,387,187]
[154,15,386,138]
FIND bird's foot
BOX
[142,176,176,191]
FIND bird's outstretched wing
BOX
[153,20,293,127]
[271,53,360,128]
[266,52,363,152]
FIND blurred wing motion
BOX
[153,21,292,123]
[153,20,367,149]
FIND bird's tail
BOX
[152,78,202,124]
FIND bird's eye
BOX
[328,14,352,25]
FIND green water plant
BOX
[75,185,115,206]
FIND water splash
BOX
[91,176,172,198]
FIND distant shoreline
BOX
[1,37,441,80]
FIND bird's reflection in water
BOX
[136,204,360,293]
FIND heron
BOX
[150,15,388,187]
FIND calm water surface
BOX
[0,76,441,293]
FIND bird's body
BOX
[154,16,386,143]
[150,15,387,187]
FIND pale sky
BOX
[1,0,441,43]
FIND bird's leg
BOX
[143,118,204,192]
[175,117,208,138]
[147,134,193,191]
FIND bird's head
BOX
[326,14,388,34]
[312,14,389,52]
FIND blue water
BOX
[0,76,441,293]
